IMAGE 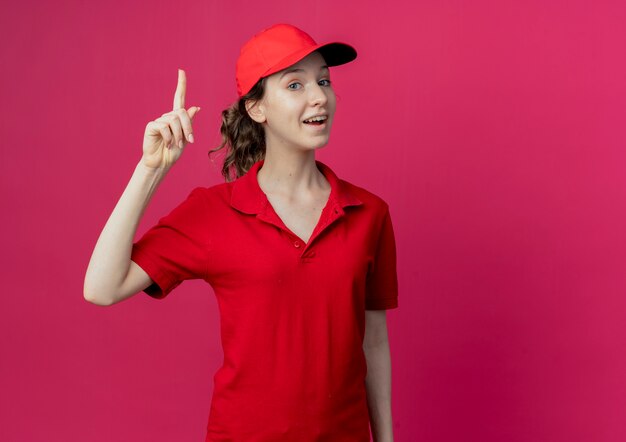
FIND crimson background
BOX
[1,1,625,441]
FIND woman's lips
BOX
[303,120,328,131]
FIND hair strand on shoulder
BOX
[209,77,267,182]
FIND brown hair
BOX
[208,77,267,182]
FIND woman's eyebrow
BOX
[280,65,329,79]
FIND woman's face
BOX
[247,51,336,152]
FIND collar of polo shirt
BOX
[230,159,363,215]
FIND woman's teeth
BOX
[303,116,328,124]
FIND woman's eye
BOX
[287,79,332,90]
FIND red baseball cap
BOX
[235,23,357,98]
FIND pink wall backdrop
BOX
[1,0,625,441]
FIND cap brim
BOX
[316,42,358,67]
[260,42,357,79]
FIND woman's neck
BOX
[256,150,329,199]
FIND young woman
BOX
[84,23,398,442]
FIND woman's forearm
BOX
[363,312,394,442]
[83,161,167,304]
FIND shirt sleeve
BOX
[130,187,209,299]
[365,204,399,310]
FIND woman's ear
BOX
[245,99,266,123]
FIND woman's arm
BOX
[83,69,200,306]
[83,161,167,305]
[363,309,394,442]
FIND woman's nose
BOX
[309,83,328,106]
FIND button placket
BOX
[299,201,343,254]
[300,248,316,263]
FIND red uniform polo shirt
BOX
[131,159,399,442]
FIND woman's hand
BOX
[141,69,201,170]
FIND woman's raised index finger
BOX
[173,69,186,110]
